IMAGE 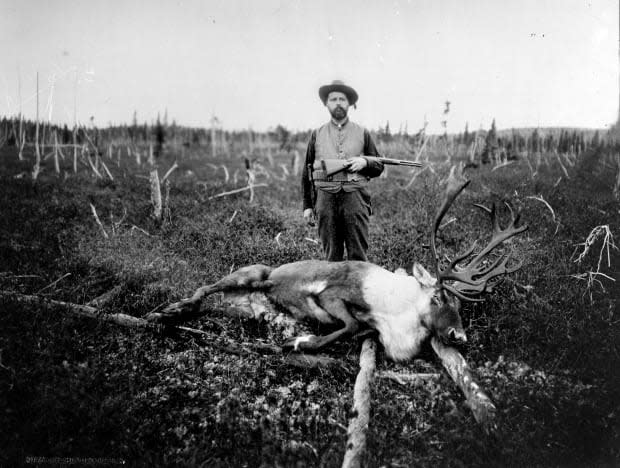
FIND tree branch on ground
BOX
[342,338,377,468]
[431,337,497,434]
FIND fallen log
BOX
[376,371,439,386]
[285,353,351,373]
[1,291,148,329]
[0,291,343,369]
[342,338,376,468]
[431,337,497,434]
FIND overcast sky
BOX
[1,0,618,133]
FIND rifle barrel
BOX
[374,157,422,167]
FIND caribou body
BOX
[147,166,527,361]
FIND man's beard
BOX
[330,106,347,120]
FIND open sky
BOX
[1,0,618,133]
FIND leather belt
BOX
[313,169,364,183]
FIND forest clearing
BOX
[0,124,619,467]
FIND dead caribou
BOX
[147,166,527,362]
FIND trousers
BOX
[315,188,371,262]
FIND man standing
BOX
[302,80,384,262]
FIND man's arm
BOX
[302,130,316,211]
[359,129,384,178]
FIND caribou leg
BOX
[146,264,273,325]
[282,296,359,352]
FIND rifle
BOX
[314,157,422,178]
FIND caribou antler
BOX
[431,166,528,302]
[430,164,470,279]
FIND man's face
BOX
[326,91,350,120]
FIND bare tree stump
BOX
[342,338,376,468]
[431,337,497,434]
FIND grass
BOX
[0,142,618,467]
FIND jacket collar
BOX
[330,117,349,129]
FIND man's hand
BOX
[303,208,316,226]
[345,157,368,173]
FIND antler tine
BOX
[503,201,522,227]
[444,242,478,271]
[437,201,528,300]
[442,284,485,302]
[451,254,525,298]
[467,203,527,270]
[439,250,505,286]
[430,164,470,278]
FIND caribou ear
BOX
[394,267,408,276]
[412,263,436,288]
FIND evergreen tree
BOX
[154,113,165,158]
[384,121,391,141]
[531,128,541,153]
[62,124,71,144]
[129,110,138,142]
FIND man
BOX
[302,80,384,262]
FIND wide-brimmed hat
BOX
[318,80,358,106]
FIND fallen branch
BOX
[161,161,179,182]
[100,160,114,181]
[0,291,346,369]
[89,204,109,239]
[1,291,148,329]
[86,154,103,178]
[526,194,559,234]
[376,371,439,386]
[35,273,71,294]
[208,184,268,200]
[342,338,376,468]
[285,353,350,372]
[491,161,515,172]
[554,151,570,179]
[431,337,497,434]
[571,224,617,269]
[130,225,150,236]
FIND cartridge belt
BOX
[312,169,366,182]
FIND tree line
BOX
[0,114,615,162]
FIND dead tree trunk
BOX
[148,144,162,220]
[342,338,376,468]
[0,291,345,370]
[32,72,41,182]
[431,337,497,434]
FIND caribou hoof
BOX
[145,298,201,325]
